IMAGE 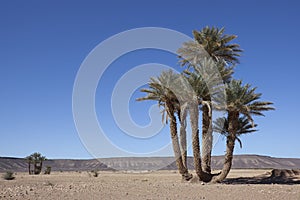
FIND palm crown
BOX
[193,26,242,64]
[178,26,243,67]
[217,79,274,124]
[136,70,182,122]
[213,116,257,148]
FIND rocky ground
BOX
[0,169,300,200]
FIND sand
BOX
[1,169,300,200]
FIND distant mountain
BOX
[100,155,300,171]
[1,155,300,172]
[0,157,114,172]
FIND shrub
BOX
[91,170,99,177]
[3,171,15,180]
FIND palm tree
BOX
[29,152,46,175]
[213,80,274,182]
[181,61,212,177]
[199,59,234,174]
[177,26,241,174]
[174,59,229,181]
[175,70,214,181]
[181,58,234,174]
[137,70,192,181]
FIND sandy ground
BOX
[1,169,300,200]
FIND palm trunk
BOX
[179,107,188,169]
[213,135,235,182]
[201,101,212,173]
[28,162,31,175]
[40,161,43,174]
[189,102,203,179]
[167,104,188,177]
[213,111,238,182]
[179,107,193,181]
[34,162,38,174]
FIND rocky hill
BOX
[0,157,114,172]
[100,155,300,171]
[1,155,300,172]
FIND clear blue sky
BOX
[1,0,299,159]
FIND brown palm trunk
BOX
[189,102,203,179]
[179,107,188,169]
[179,107,193,181]
[167,104,188,177]
[213,111,238,183]
[40,161,43,174]
[28,162,31,175]
[213,135,235,182]
[34,162,38,174]
[201,101,212,173]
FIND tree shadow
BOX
[224,176,300,185]
[223,169,300,185]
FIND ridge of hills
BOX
[1,155,300,172]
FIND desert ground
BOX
[1,169,300,200]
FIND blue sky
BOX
[0,0,299,159]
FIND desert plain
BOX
[1,169,300,200]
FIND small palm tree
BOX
[137,70,192,181]
[26,152,47,175]
[213,80,274,182]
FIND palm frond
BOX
[181,26,243,65]
[213,116,258,148]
